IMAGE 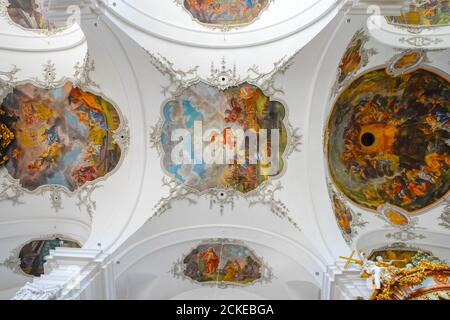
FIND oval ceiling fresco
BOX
[180,241,263,286]
[386,0,450,27]
[161,81,287,194]
[182,0,271,28]
[0,82,122,192]
[19,238,80,277]
[5,0,60,31]
[327,67,450,213]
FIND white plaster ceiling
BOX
[0,0,449,300]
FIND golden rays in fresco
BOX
[327,68,450,213]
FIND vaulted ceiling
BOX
[0,0,449,300]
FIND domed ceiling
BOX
[327,67,449,213]
[325,18,450,249]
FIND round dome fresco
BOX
[327,67,450,213]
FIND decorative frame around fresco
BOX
[173,0,274,32]
[0,234,82,278]
[324,63,450,217]
[0,57,130,217]
[170,239,274,289]
[147,52,303,229]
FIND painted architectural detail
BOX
[327,182,368,244]
[171,239,273,288]
[176,0,272,30]
[327,68,450,213]
[331,29,378,97]
[0,60,129,215]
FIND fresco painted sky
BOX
[161,82,287,194]
[0,82,122,192]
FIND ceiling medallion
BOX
[331,28,378,98]
[327,67,450,214]
[386,49,428,76]
[147,52,301,229]
[174,0,273,31]
[170,239,274,289]
[0,58,130,218]
[0,0,72,35]
[327,181,368,244]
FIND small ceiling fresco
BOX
[332,29,377,97]
[181,0,271,28]
[161,81,287,194]
[327,67,450,214]
[171,240,273,288]
[4,0,58,31]
[0,82,122,193]
[368,245,425,268]
[19,238,80,277]
[386,0,450,27]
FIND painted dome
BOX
[327,68,450,213]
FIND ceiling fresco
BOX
[19,238,80,277]
[386,0,450,27]
[171,240,273,288]
[5,0,56,31]
[327,67,450,214]
[181,0,271,28]
[0,81,122,193]
[160,81,287,194]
